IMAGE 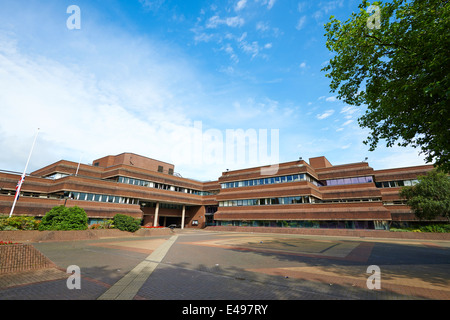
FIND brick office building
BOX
[0,153,438,230]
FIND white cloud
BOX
[342,120,354,126]
[256,21,270,31]
[296,16,307,30]
[340,106,359,115]
[235,0,248,11]
[139,0,166,11]
[316,110,335,120]
[299,62,307,68]
[325,96,337,102]
[0,27,218,179]
[256,0,277,10]
[206,15,245,28]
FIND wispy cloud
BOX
[206,15,245,28]
[256,0,277,10]
[139,0,166,11]
[316,110,335,120]
[296,16,307,30]
[235,0,248,12]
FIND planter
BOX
[0,243,55,274]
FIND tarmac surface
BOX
[1,229,449,304]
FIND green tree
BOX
[113,214,141,232]
[400,170,450,221]
[322,0,450,172]
[39,206,88,230]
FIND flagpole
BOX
[9,128,40,217]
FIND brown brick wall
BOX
[0,243,55,274]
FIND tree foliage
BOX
[38,205,88,231]
[322,0,450,172]
[400,170,450,221]
[113,214,141,232]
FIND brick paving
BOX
[0,230,449,301]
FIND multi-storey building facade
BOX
[0,153,438,230]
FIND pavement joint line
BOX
[97,235,178,300]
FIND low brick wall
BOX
[0,243,55,274]
[0,228,173,242]
[205,226,450,240]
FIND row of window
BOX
[375,179,419,188]
[219,195,321,207]
[220,173,322,189]
[140,202,184,210]
[67,191,140,205]
[323,176,373,186]
[115,176,214,195]
[214,220,388,230]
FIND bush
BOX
[419,224,450,233]
[113,214,141,232]
[0,215,40,231]
[6,216,39,230]
[38,206,88,231]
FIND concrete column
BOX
[153,202,160,227]
[181,205,186,229]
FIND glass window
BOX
[271,198,279,205]
[79,193,87,201]
[275,176,280,183]
[383,181,390,188]
[397,180,405,187]
[358,177,367,183]
[287,175,293,182]
[248,180,253,186]
[260,198,266,205]
[237,200,243,206]
[351,178,359,184]
[299,174,305,181]
[86,194,94,201]
[94,194,101,201]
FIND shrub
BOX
[419,224,450,233]
[6,216,39,230]
[38,206,88,231]
[113,214,141,232]
[0,215,40,230]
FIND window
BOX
[168,168,174,175]
[158,166,163,173]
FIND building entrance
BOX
[159,216,181,227]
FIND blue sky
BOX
[0,0,428,181]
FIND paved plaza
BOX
[1,229,449,303]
